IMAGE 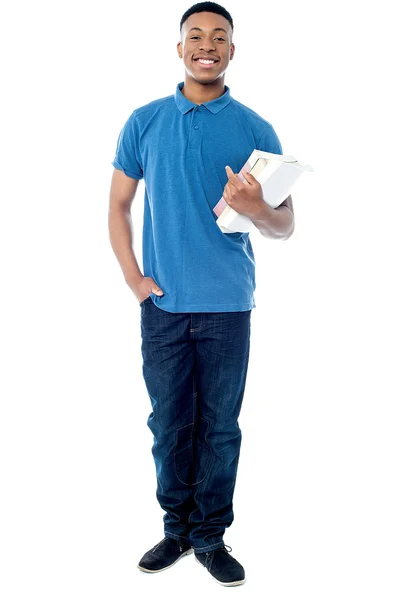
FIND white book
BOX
[213,150,313,233]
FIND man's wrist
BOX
[125,270,143,287]
[249,198,273,223]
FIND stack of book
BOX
[213,150,313,233]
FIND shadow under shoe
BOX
[195,545,246,586]
[137,537,193,573]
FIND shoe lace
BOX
[204,544,232,569]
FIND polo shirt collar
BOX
[174,81,231,115]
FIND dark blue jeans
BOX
[140,297,251,554]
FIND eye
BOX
[190,36,226,41]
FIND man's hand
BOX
[223,165,265,220]
[128,275,164,304]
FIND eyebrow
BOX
[188,27,228,34]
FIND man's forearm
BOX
[108,207,143,285]
[250,201,295,240]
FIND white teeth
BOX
[197,59,215,64]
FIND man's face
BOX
[177,12,235,84]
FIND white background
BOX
[1,0,398,598]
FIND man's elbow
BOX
[279,221,295,241]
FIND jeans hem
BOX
[191,541,225,553]
[164,531,188,541]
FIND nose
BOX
[199,38,216,52]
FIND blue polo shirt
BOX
[112,81,283,313]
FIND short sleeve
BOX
[111,111,144,180]
[257,124,283,155]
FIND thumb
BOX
[151,286,164,296]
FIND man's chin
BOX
[186,71,222,85]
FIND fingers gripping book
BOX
[213,150,313,233]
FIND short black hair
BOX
[180,2,234,36]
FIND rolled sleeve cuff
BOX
[111,159,143,181]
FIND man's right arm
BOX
[108,168,143,289]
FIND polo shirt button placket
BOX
[190,108,201,149]
[194,107,199,130]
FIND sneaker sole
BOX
[137,548,194,573]
[194,556,246,586]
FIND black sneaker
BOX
[137,536,193,573]
[195,544,246,586]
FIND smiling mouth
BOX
[194,58,219,68]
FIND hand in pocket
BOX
[129,275,164,305]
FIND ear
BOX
[177,41,182,58]
[230,42,235,60]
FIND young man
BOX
[109,1,294,587]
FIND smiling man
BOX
[109,1,294,588]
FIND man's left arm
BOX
[223,165,295,241]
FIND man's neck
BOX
[181,77,226,105]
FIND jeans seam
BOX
[173,422,197,486]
